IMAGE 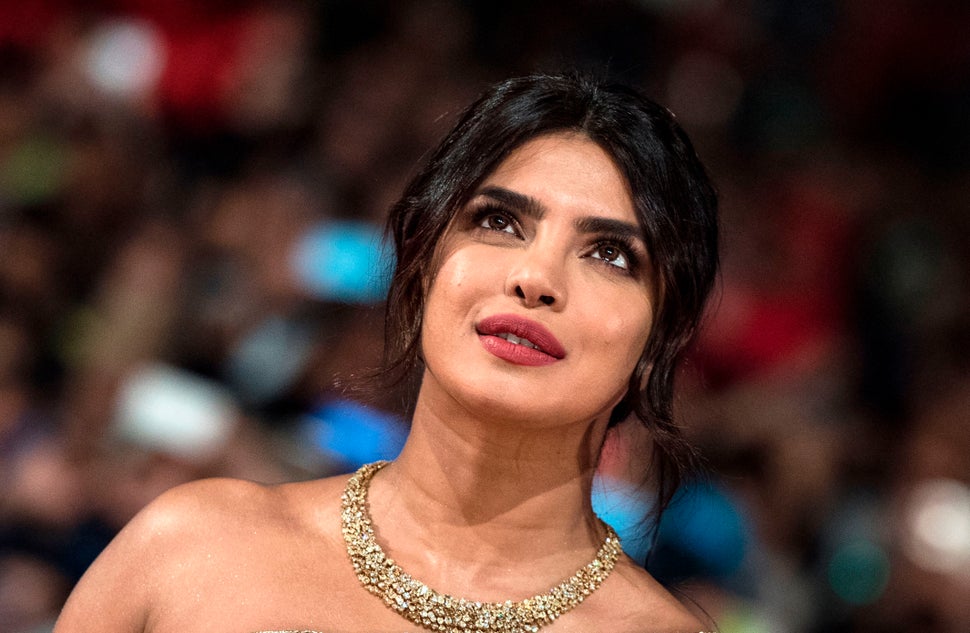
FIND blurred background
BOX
[1,1,969,631]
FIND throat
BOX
[383,382,613,569]
[368,457,605,579]
[341,461,622,617]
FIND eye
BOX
[589,242,630,270]
[478,210,518,235]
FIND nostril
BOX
[513,285,555,306]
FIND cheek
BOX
[422,249,493,336]
[433,244,508,298]
[593,303,653,368]
[429,250,477,302]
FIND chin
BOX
[459,383,612,431]
[422,356,624,431]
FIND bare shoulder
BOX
[55,474,351,633]
[597,557,713,633]
[134,475,336,531]
[107,476,307,549]
[119,473,350,546]
[107,473,354,564]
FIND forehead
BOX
[480,132,637,225]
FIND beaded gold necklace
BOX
[340,461,622,633]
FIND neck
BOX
[365,383,612,593]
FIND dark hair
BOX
[383,73,718,521]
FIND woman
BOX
[55,74,718,633]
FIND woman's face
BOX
[419,132,655,429]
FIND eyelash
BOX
[470,203,522,237]
[468,202,641,275]
[588,236,640,275]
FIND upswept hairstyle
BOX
[383,73,719,520]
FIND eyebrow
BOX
[573,216,644,244]
[477,186,545,221]
[476,185,645,244]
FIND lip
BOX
[476,313,566,366]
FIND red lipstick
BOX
[476,314,566,366]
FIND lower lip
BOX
[479,335,560,366]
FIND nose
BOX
[504,247,565,309]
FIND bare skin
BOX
[55,134,709,633]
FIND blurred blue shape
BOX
[649,481,752,584]
[592,476,654,565]
[589,477,754,578]
[291,220,392,304]
[302,399,407,470]
[225,315,313,405]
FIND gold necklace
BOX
[341,461,622,633]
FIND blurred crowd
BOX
[1,1,969,632]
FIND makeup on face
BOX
[476,312,566,366]
[417,133,654,428]
[461,185,649,280]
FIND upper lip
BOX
[475,314,567,359]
